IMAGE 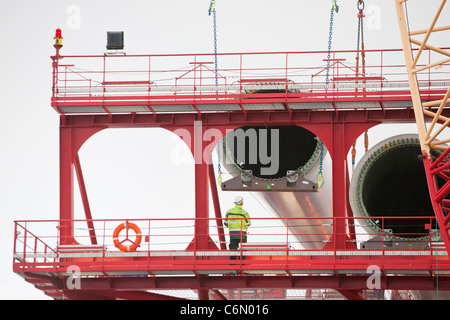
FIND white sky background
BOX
[0,0,449,299]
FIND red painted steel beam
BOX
[51,89,448,105]
[337,289,365,300]
[60,103,450,130]
[430,161,450,175]
[63,290,115,300]
[208,164,227,250]
[435,178,450,203]
[24,273,64,289]
[58,108,428,130]
[64,289,188,300]
[59,274,449,291]
[431,147,450,169]
[240,78,288,82]
[103,81,152,85]
[333,77,384,81]
[74,155,97,245]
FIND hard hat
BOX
[234,195,243,204]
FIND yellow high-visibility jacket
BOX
[225,205,251,232]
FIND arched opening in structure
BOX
[74,128,198,250]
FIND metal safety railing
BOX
[51,48,450,113]
[13,215,448,270]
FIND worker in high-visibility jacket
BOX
[224,195,251,259]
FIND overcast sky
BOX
[0,0,448,300]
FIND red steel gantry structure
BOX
[12,1,450,300]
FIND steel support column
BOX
[59,126,75,245]
[59,125,105,245]
[193,121,210,251]
[197,289,210,301]
[303,119,379,249]
[330,122,351,249]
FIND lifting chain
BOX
[356,0,366,82]
[352,0,369,172]
[217,140,222,187]
[209,0,222,185]
[325,0,339,86]
[209,0,219,91]
[319,0,340,188]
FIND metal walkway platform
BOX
[13,217,450,300]
[51,48,450,116]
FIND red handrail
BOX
[51,48,450,113]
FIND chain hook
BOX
[357,0,365,18]
[332,0,339,13]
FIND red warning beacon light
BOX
[53,28,63,57]
[54,28,63,48]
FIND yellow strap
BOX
[217,172,222,186]
[209,0,216,15]
[317,172,324,189]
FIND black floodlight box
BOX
[107,31,124,50]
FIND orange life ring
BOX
[113,222,142,252]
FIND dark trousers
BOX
[229,231,247,260]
